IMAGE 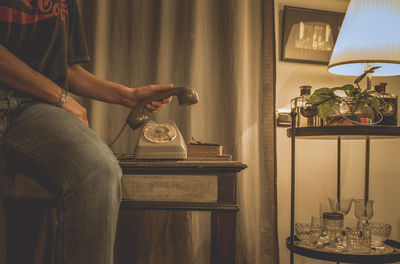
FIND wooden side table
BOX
[118,159,247,264]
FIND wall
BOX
[274,0,400,263]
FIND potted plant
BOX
[305,67,391,126]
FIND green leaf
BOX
[308,88,337,105]
[369,99,381,113]
[341,84,355,97]
[354,66,381,84]
[316,98,340,119]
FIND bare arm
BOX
[67,65,130,106]
[67,65,172,111]
[0,44,89,125]
[0,45,171,127]
[0,44,63,104]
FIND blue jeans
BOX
[0,88,122,264]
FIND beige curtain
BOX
[77,0,278,263]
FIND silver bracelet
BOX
[56,89,68,106]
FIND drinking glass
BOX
[354,199,374,228]
[295,222,312,246]
[346,225,371,253]
[369,222,391,248]
[328,197,353,216]
[310,216,322,244]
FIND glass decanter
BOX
[374,82,398,126]
[290,85,320,127]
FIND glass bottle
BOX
[374,82,398,126]
[290,85,320,127]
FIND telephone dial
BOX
[126,86,199,160]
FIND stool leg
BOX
[32,207,56,264]
[5,201,56,264]
[4,201,19,264]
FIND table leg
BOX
[211,211,237,264]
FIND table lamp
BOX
[328,0,400,89]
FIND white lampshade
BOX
[328,0,400,76]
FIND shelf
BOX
[287,123,400,263]
[286,237,400,263]
[287,126,400,140]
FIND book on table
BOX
[186,141,232,161]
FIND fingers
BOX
[133,84,173,112]
[61,96,89,126]
[146,104,157,113]
[146,84,173,95]
[81,114,89,127]
[163,96,172,103]
[145,102,163,113]
[75,105,88,126]
[81,118,89,127]
[75,110,88,126]
[145,96,172,113]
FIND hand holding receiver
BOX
[127,86,199,129]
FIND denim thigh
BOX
[3,99,122,199]
[2,98,123,263]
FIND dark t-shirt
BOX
[0,0,90,91]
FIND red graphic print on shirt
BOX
[0,0,68,24]
[21,0,34,9]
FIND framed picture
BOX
[281,6,345,65]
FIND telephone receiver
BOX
[127,86,199,130]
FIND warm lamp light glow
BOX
[328,0,400,76]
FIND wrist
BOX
[56,89,68,106]
[118,84,136,108]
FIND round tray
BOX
[286,237,400,263]
[287,126,400,140]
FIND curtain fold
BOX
[260,0,279,262]
[77,0,277,263]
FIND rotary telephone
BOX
[125,86,199,159]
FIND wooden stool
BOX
[0,172,57,264]
[1,159,246,264]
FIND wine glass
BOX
[354,199,374,228]
[328,197,353,216]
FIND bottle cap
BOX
[374,82,387,93]
[300,85,312,96]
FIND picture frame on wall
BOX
[281,6,345,65]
